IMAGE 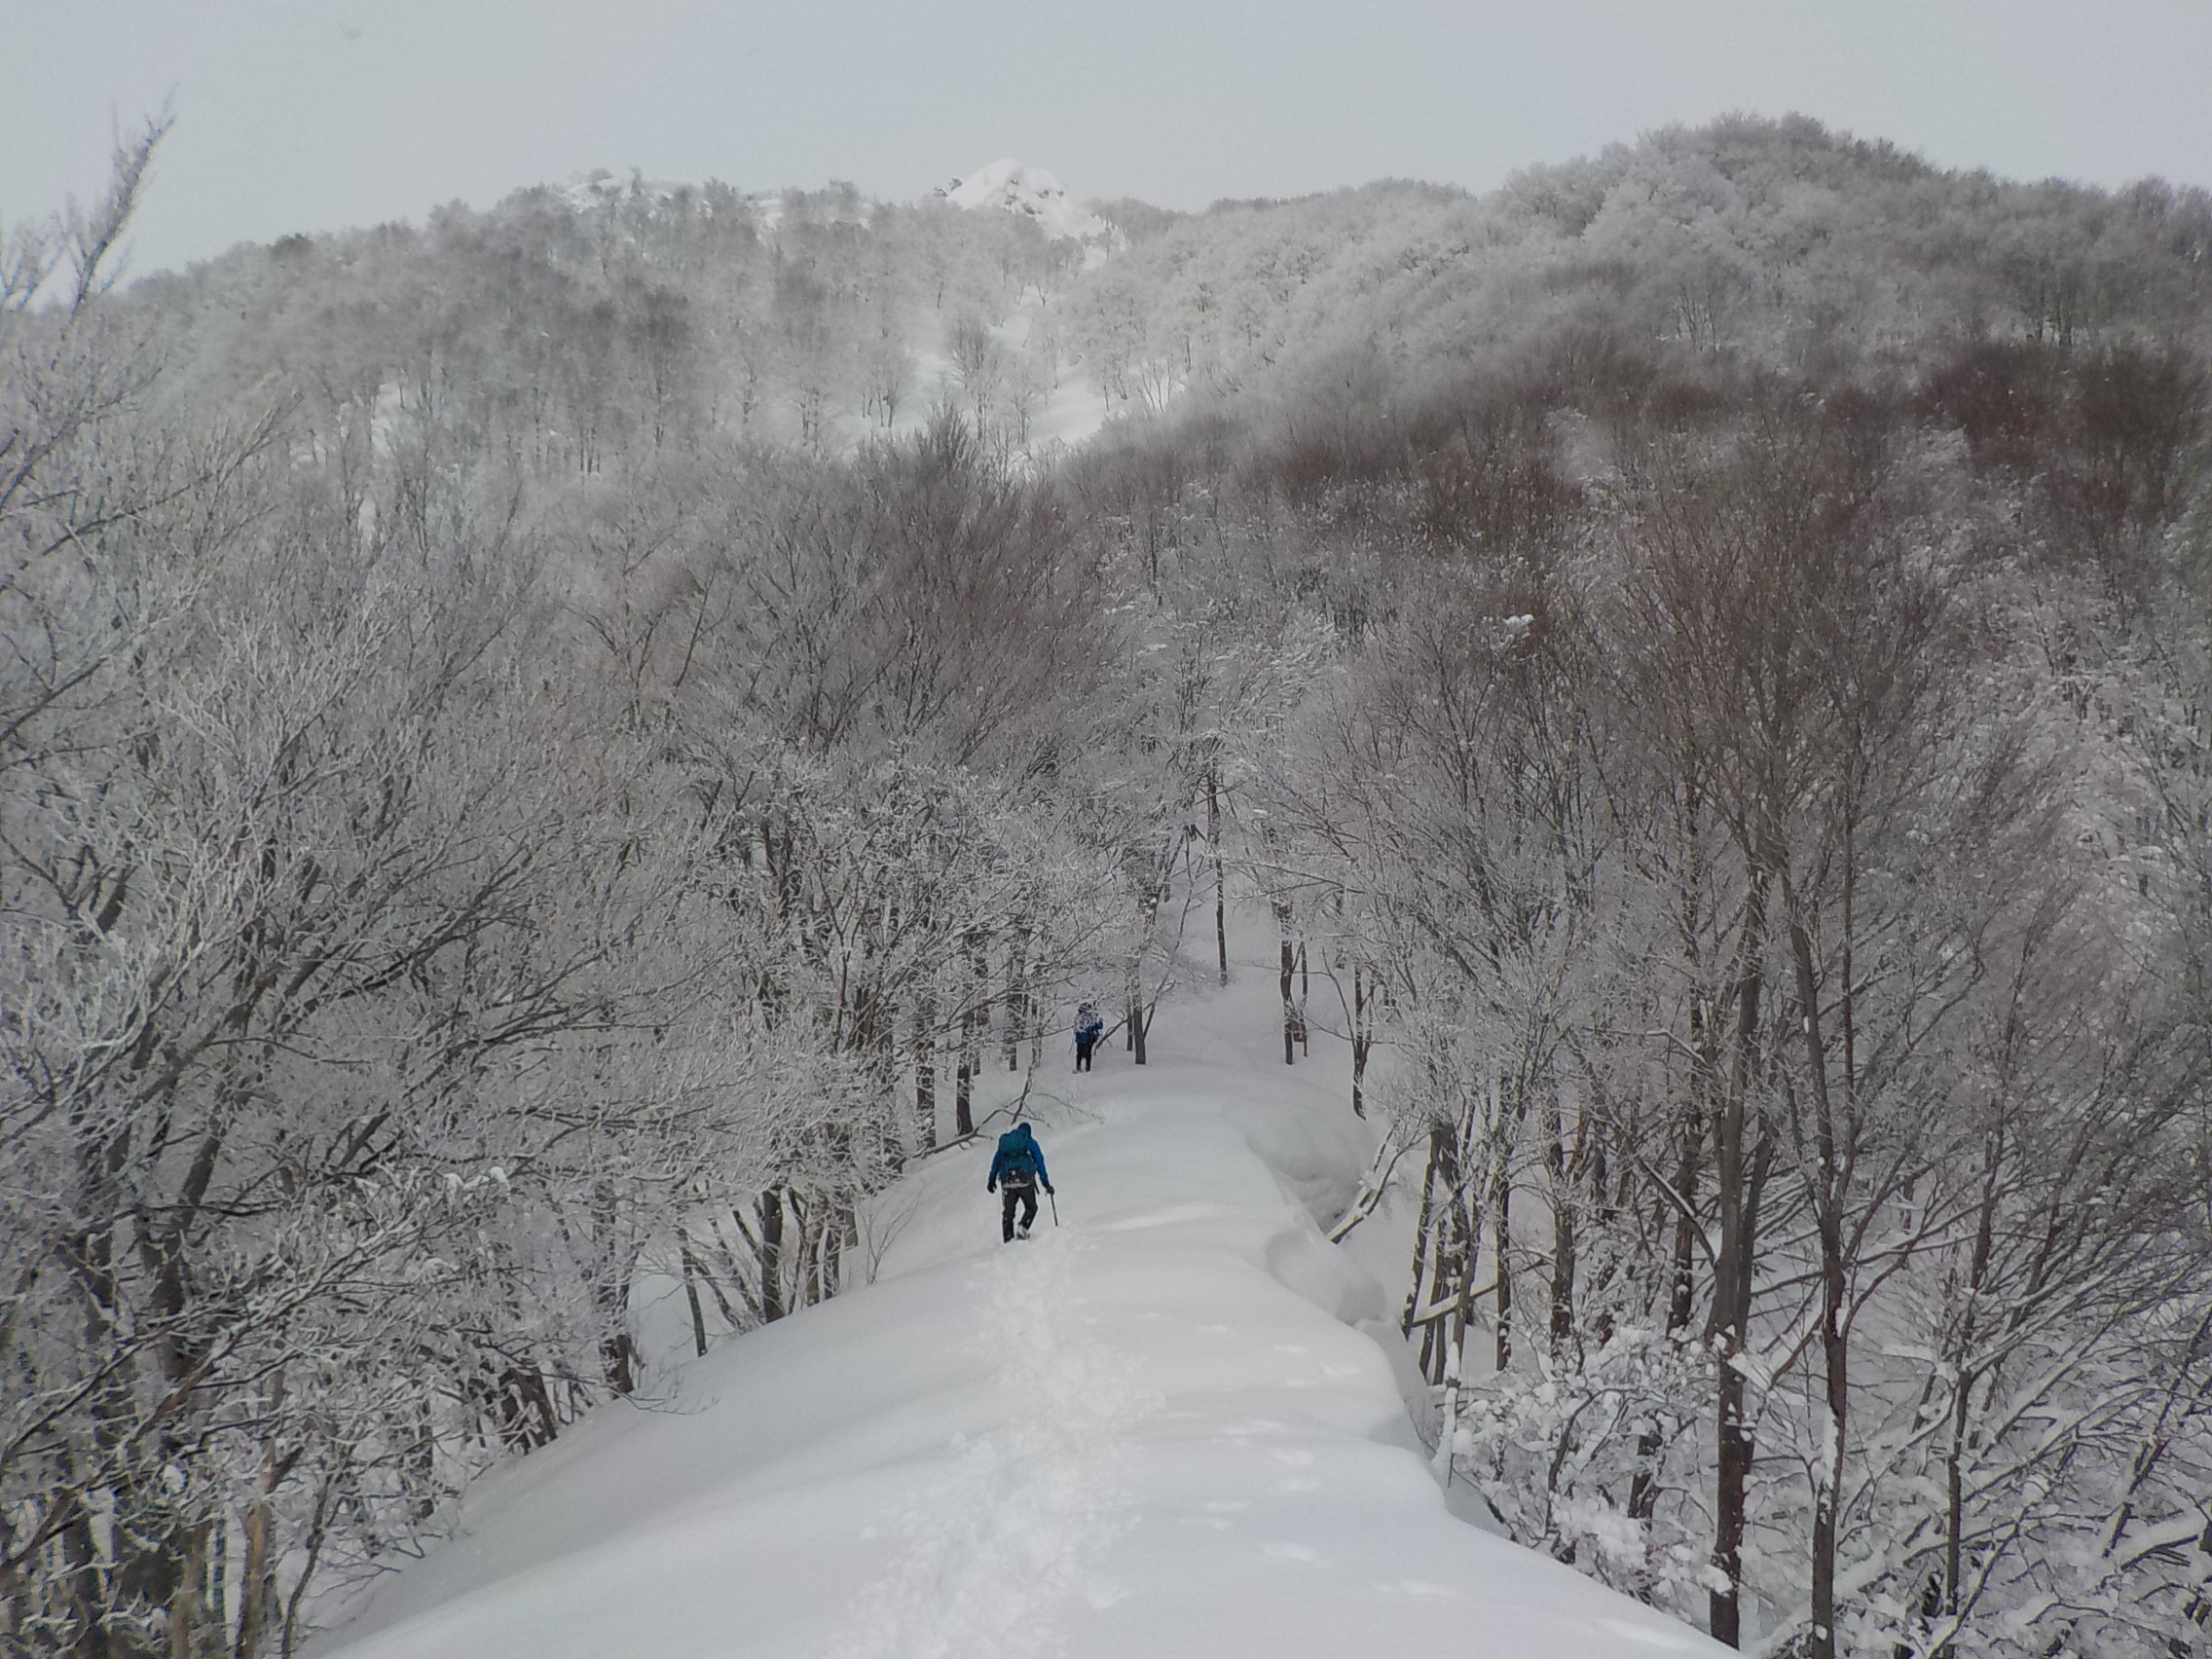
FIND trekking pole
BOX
[1050,1189,1060,1228]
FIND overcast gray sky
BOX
[10,0,2212,278]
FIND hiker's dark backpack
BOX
[996,1129,1039,1188]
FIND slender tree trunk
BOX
[65,1138,123,1659]
[1005,925,1027,1071]
[756,1189,786,1324]
[821,1201,848,1303]
[681,1241,709,1358]
[1547,1086,1576,1349]
[954,1037,974,1135]
[61,1493,104,1659]
[913,995,937,1152]
[279,1480,335,1659]
[1634,1062,1708,1525]
[1943,1135,2003,1632]
[1433,1177,1485,1484]
[494,1360,559,1451]
[234,1375,294,1659]
[1402,1124,1446,1340]
[1712,1360,1750,1649]
[591,1183,636,1396]
[1350,963,1373,1118]
[170,1523,207,1659]
[798,1197,824,1309]
[1789,906,1846,1659]
[210,1525,228,1650]
[1709,873,1768,1649]
[1492,1157,1513,1375]
[955,929,984,1136]
[1669,1071,1707,1335]
[1423,1124,1473,1384]
[599,1329,637,1397]
[410,1400,439,1518]
[1209,769,1228,986]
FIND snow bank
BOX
[318,981,1724,1658]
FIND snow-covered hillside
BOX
[937,158,1116,245]
[316,979,1722,1659]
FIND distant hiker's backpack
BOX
[1075,1002,1102,1042]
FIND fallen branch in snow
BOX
[1327,1134,1416,1242]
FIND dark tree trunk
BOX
[599,1330,637,1398]
[1350,963,1374,1118]
[821,1201,848,1303]
[681,1242,710,1357]
[591,1183,636,1395]
[1126,951,1140,1052]
[1491,1161,1513,1375]
[1209,769,1228,986]
[756,1189,786,1324]
[234,1375,298,1659]
[955,929,984,1136]
[1416,1123,1473,1384]
[1634,1057,1708,1524]
[1712,1362,1750,1649]
[1547,1088,1576,1349]
[170,1523,207,1659]
[1005,925,1028,1071]
[797,1196,824,1309]
[60,1497,103,1659]
[495,1362,559,1451]
[1669,1075,1707,1336]
[913,995,937,1151]
[1789,907,1846,1659]
[1709,876,1768,1649]
[1402,1124,1446,1340]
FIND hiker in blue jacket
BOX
[986,1121,1053,1241]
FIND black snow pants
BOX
[1074,1035,1094,1072]
[1001,1177,1039,1240]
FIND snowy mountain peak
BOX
[936,158,1112,242]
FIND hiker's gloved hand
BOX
[1045,1184,1055,1196]
[986,1179,996,1193]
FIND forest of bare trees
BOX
[6,114,2212,1656]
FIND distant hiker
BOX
[986,1121,1053,1241]
[1073,1002,1104,1072]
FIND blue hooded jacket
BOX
[987,1123,1051,1190]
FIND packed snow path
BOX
[320,1008,1722,1658]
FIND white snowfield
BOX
[319,996,1725,1659]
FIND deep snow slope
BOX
[319,983,1722,1659]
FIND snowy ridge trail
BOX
[830,1233,1148,1659]
[317,996,1728,1659]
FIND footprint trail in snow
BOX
[830,1234,1151,1659]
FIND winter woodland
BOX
[7,114,2212,1656]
